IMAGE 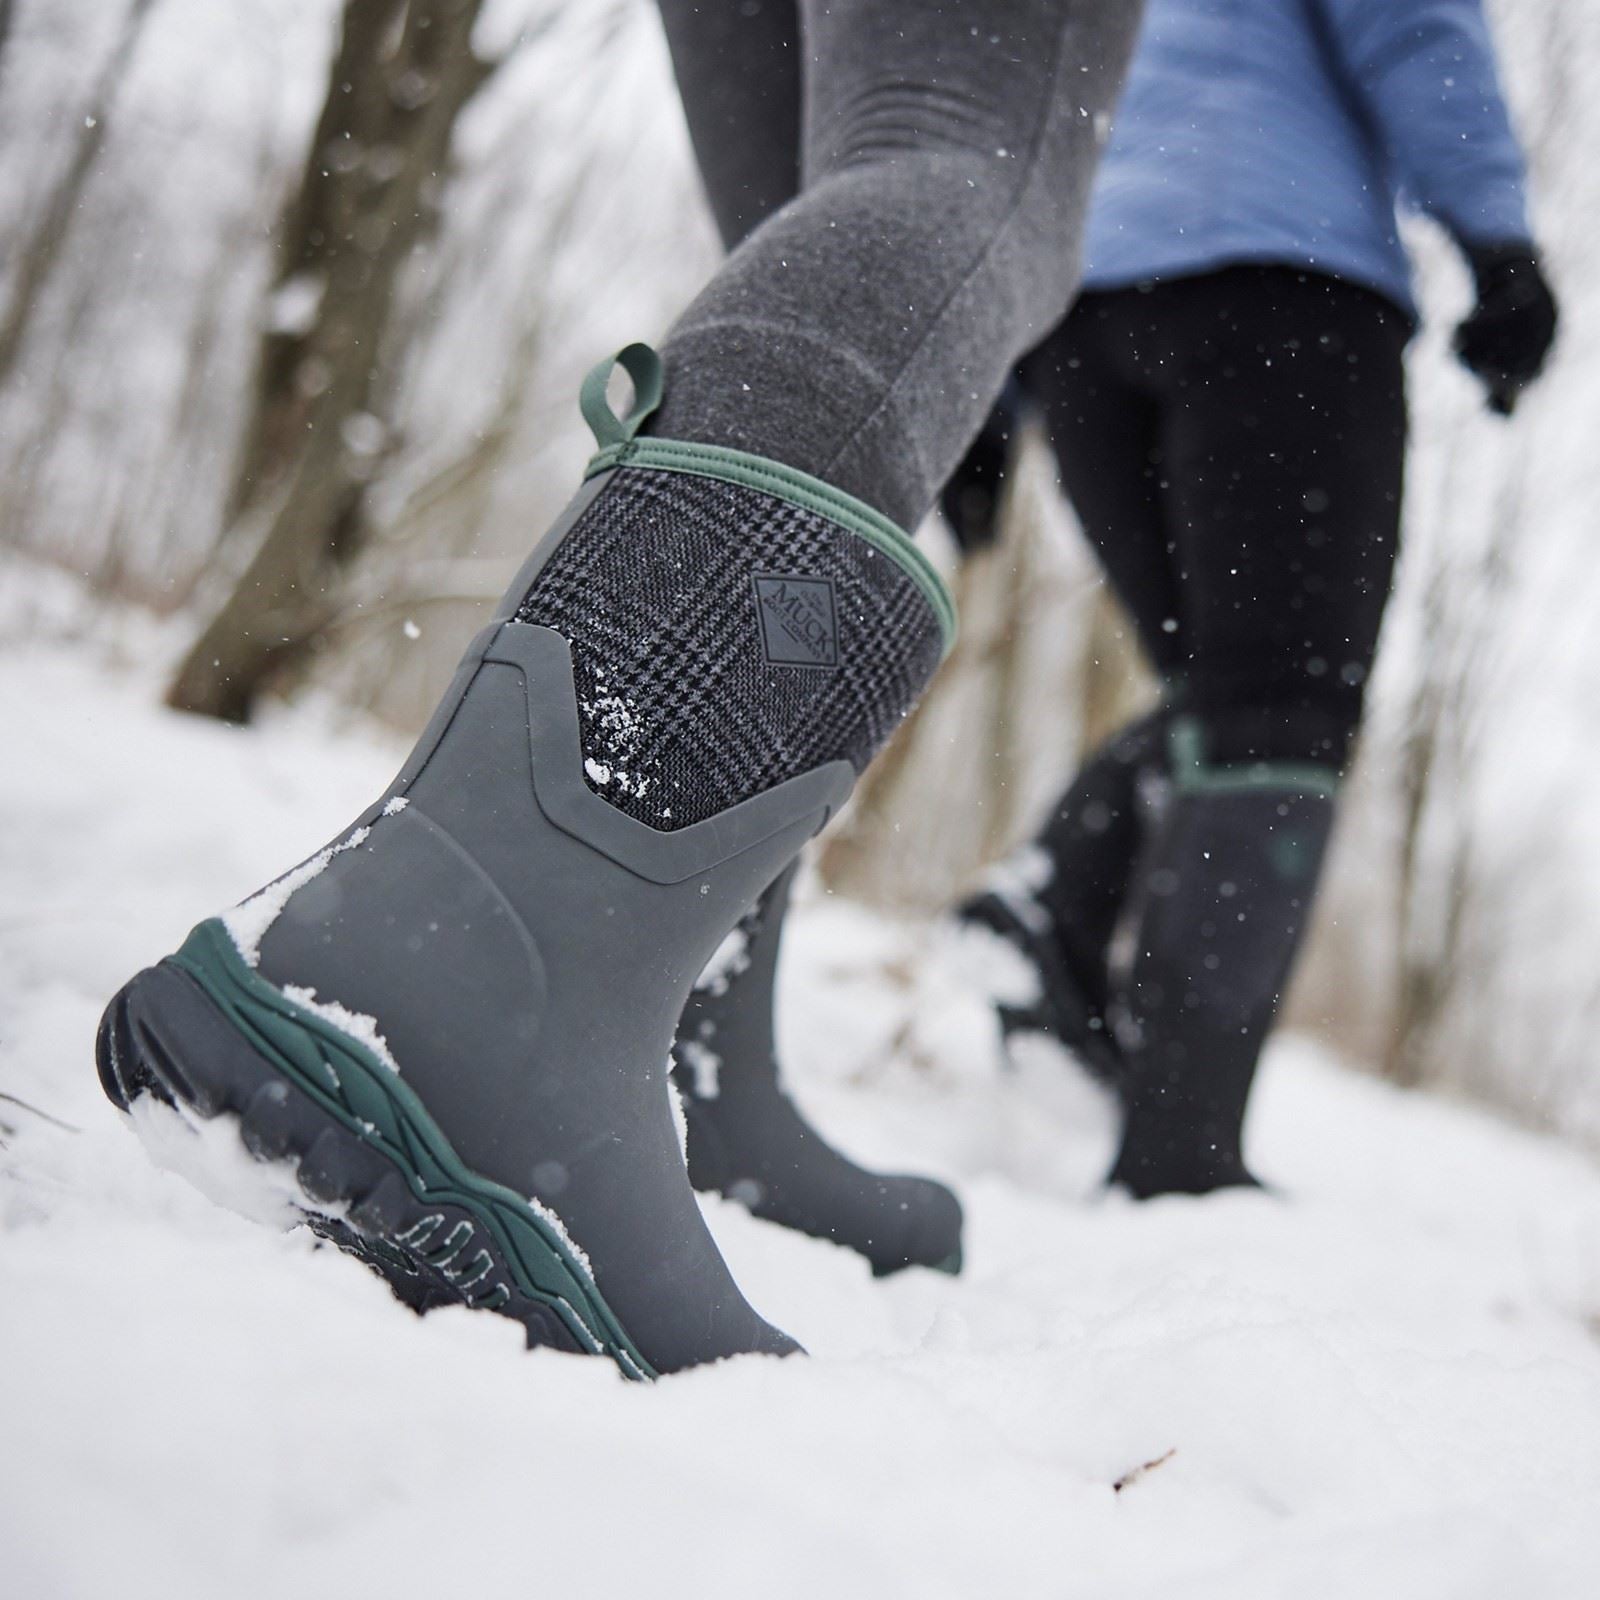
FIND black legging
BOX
[1025,264,1410,766]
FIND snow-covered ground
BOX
[4,612,1600,1600]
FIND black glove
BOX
[939,377,1026,553]
[1453,242,1558,416]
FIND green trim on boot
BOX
[577,344,958,656]
[1168,716,1341,799]
[171,918,656,1380]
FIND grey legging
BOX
[652,0,1142,530]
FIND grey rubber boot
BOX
[673,862,964,1277]
[97,345,954,1377]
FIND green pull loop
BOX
[579,343,664,450]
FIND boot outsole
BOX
[96,919,655,1380]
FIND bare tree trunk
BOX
[167,0,494,722]
[0,0,159,385]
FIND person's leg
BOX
[99,2,1141,1371]
[1019,292,1190,991]
[656,0,801,251]
[1024,293,1187,668]
[654,0,959,1276]
[1156,268,1407,765]
[652,0,1143,530]
[1108,267,1409,1196]
[652,0,1152,1273]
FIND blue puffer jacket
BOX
[1082,0,1532,315]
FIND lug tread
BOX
[95,949,647,1376]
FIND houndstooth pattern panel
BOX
[515,468,942,830]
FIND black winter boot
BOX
[955,706,1172,1082]
[1106,718,1338,1197]
[96,344,955,1376]
[673,862,964,1277]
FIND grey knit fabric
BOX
[514,467,941,829]
[652,0,1144,530]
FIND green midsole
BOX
[172,918,655,1381]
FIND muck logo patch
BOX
[751,573,839,669]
